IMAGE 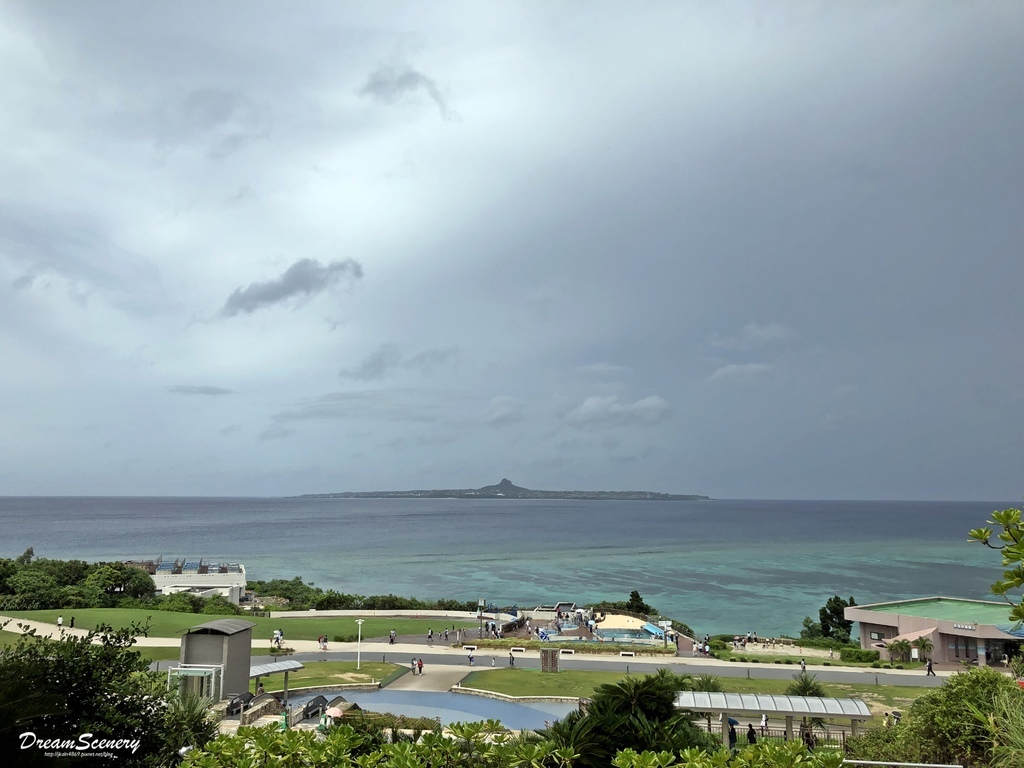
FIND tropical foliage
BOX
[846,666,1020,767]
[0,619,217,766]
[969,505,1024,622]
[184,717,846,768]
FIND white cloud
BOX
[483,396,525,428]
[706,363,775,383]
[565,395,669,428]
[709,323,794,351]
[578,363,630,375]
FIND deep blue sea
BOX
[0,497,1011,636]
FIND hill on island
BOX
[300,478,709,501]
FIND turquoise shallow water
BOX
[0,497,1010,636]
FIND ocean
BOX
[0,497,1011,637]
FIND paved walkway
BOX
[2,613,963,685]
[388,664,470,692]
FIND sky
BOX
[0,1,1022,499]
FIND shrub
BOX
[774,659,782,664]
[895,664,904,669]
[883,664,892,669]
[729,658,738,662]
[823,662,831,666]
[784,659,793,664]
[840,647,881,663]
[871,661,882,668]
[751,658,760,663]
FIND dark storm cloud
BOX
[359,65,451,119]
[221,258,363,316]
[165,385,235,396]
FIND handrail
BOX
[843,760,963,767]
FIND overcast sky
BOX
[1,2,1021,499]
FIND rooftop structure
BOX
[846,596,1022,666]
[125,557,247,604]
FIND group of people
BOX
[56,615,75,630]
[726,724,761,751]
[272,628,285,648]
[410,657,425,675]
[317,634,329,651]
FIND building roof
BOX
[674,692,872,719]
[183,619,257,636]
[859,597,1010,625]
[250,659,304,679]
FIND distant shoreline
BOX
[296,478,710,502]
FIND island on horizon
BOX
[298,478,710,501]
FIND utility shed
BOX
[180,619,255,700]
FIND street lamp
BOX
[356,619,365,670]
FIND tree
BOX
[913,636,933,662]
[886,639,912,664]
[969,505,1024,622]
[800,616,823,639]
[625,590,654,615]
[0,620,217,765]
[818,595,855,642]
[786,671,827,698]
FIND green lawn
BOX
[253,662,401,693]
[463,668,935,719]
[2,626,178,661]
[715,648,924,670]
[1,609,473,644]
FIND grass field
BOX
[252,662,401,693]
[462,668,934,719]
[2,625,179,661]
[1,609,474,644]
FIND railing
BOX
[843,762,963,767]
[701,725,849,751]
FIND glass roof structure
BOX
[674,692,871,718]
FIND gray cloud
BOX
[359,65,451,119]
[159,88,269,159]
[165,385,235,396]
[340,344,403,381]
[565,395,670,428]
[578,363,630,376]
[222,258,363,316]
[404,346,460,373]
[340,344,459,380]
[273,390,439,424]
[259,423,295,440]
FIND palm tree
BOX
[914,636,933,662]
[785,671,827,698]
[886,639,912,664]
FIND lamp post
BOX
[356,619,365,670]
[478,598,485,640]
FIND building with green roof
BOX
[845,597,1023,667]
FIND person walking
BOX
[57,615,63,630]
[411,658,417,675]
[800,658,806,672]
[468,652,475,666]
[417,658,424,675]
[509,651,515,667]
[760,713,768,735]
[69,616,75,629]
[926,659,935,676]
[746,724,757,745]
[728,725,737,752]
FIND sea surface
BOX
[0,497,1012,637]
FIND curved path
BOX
[3,613,953,689]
